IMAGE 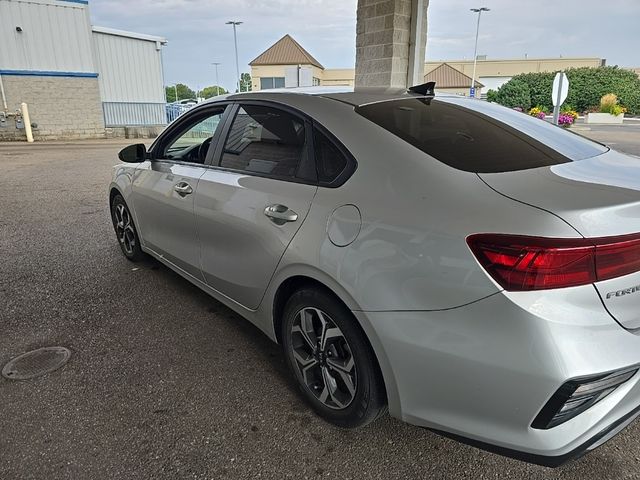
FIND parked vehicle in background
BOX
[110,85,640,467]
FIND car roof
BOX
[209,86,462,108]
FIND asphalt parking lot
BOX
[1,124,640,479]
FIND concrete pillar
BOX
[355,0,429,89]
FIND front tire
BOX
[110,194,145,262]
[281,288,387,428]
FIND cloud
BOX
[89,0,640,91]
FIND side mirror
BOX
[118,143,147,163]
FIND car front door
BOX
[195,102,318,309]
[131,105,228,278]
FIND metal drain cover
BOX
[2,347,71,380]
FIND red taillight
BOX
[467,233,640,291]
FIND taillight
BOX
[467,233,640,291]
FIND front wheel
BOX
[281,288,387,428]
[110,194,145,262]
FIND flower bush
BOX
[529,106,547,119]
[558,113,575,127]
[561,109,579,121]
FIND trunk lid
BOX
[479,149,640,331]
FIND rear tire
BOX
[110,194,145,262]
[281,287,387,428]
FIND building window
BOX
[313,77,321,86]
[260,77,285,90]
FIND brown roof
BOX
[249,34,324,69]
[424,63,483,88]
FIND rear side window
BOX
[313,129,348,184]
[220,105,307,179]
[355,98,608,173]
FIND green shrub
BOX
[486,89,498,103]
[493,79,531,110]
[491,66,640,115]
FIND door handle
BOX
[174,182,193,196]
[264,204,298,224]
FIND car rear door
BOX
[194,102,318,309]
[131,104,229,278]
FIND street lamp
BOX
[469,7,490,98]
[211,62,222,96]
[167,82,179,103]
[226,21,243,92]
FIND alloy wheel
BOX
[289,307,357,410]
[113,204,136,255]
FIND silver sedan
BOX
[109,85,640,467]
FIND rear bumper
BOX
[354,285,640,465]
[429,403,640,467]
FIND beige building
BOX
[423,57,605,92]
[249,35,606,96]
[423,63,483,96]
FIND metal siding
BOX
[102,102,166,127]
[0,0,95,72]
[92,31,165,103]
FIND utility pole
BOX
[469,7,490,98]
[212,62,221,96]
[226,21,243,92]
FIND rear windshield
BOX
[355,98,608,173]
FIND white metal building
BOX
[0,0,167,140]
[92,26,167,127]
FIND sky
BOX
[89,0,640,93]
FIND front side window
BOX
[355,98,608,173]
[220,105,307,179]
[158,108,226,164]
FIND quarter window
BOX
[220,105,307,179]
[313,129,348,184]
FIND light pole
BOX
[469,7,489,98]
[167,83,179,103]
[211,62,221,96]
[226,21,243,92]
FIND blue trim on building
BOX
[0,70,98,78]
[56,0,89,5]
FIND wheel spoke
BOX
[330,365,356,397]
[122,209,130,228]
[292,318,316,351]
[322,367,345,409]
[326,355,354,375]
[320,327,342,351]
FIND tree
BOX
[165,83,196,103]
[201,85,228,99]
[237,73,252,93]
[493,79,531,110]
[486,89,498,103]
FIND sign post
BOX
[552,72,569,125]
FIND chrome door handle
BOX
[174,182,193,196]
[264,204,298,224]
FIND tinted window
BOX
[313,129,348,183]
[220,105,306,178]
[158,108,225,164]
[355,98,608,173]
